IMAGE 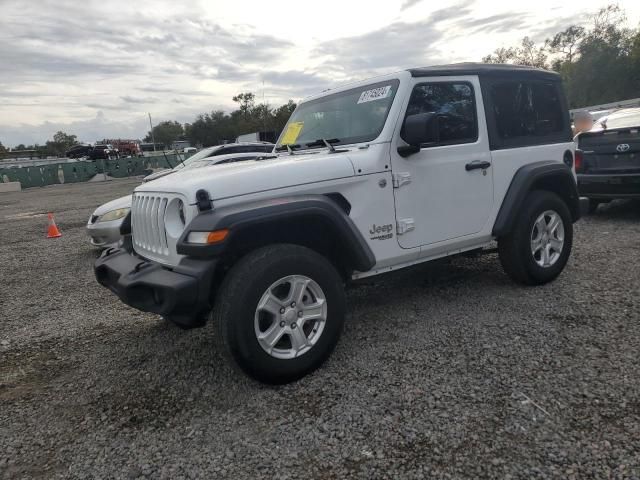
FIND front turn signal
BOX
[186,229,229,245]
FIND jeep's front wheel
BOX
[213,244,345,384]
[498,190,573,285]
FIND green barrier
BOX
[0,156,180,189]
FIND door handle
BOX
[465,160,491,171]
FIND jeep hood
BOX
[134,152,356,203]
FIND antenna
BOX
[148,113,156,152]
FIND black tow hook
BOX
[133,261,150,273]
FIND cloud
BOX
[0,112,149,146]
[120,96,159,104]
[400,0,423,11]
[457,13,532,34]
[315,20,444,74]
[261,70,330,97]
[0,0,303,145]
[313,4,476,75]
[2,0,629,146]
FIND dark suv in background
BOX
[65,144,94,158]
[577,108,640,213]
[89,144,119,160]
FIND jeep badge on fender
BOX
[95,63,584,384]
[369,223,394,240]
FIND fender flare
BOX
[177,194,376,272]
[493,160,580,237]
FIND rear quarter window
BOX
[484,79,571,150]
[491,82,564,138]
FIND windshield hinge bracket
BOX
[396,218,415,235]
[392,172,412,189]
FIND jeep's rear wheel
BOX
[213,244,345,384]
[498,190,573,285]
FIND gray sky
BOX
[1,0,639,146]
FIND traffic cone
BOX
[47,213,62,238]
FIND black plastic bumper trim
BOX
[94,248,217,327]
[577,173,640,198]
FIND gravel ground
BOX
[1,179,639,479]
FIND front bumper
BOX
[94,248,217,328]
[578,173,640,199]
[87,218,124,248]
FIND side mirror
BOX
[398,112,438,157]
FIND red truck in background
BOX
[100,139,143,157]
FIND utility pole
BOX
[148,113,157,152]
[263,80,267,134]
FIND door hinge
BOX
[396,218,415,235]
[392,172,412,188]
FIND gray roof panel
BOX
[408,63,561,81]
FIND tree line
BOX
[2,94,296,156]
[0,131,78,158]
[482,4,640,108]
[144,93,297,148]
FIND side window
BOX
[211,147,240,156]
[404,82,478,146]
[240,146,263,153]
[490,81,564,139]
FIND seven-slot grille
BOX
[131,193,170,257]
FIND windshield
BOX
[277,79,400,150]
[178,147,218,167]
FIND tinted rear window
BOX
[491,82,564,139]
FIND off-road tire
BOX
[212,244,346,384]
[498,190,573,285]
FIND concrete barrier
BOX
[0,181,22,192]
[0,155,180,189]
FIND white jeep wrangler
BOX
[95,63,584,384]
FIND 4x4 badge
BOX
[616,143,630,153]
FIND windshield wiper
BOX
[305,138,340,152]
[306,138,340,148]
[275,144,300,152]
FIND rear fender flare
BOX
[493,160,580,237]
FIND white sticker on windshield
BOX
[357,85,392,104]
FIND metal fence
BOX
[0,154,181,189]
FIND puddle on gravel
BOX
[0,348,67,401]
[4,211,49,220]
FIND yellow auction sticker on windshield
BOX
[281,121,304,145]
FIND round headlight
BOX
[165,198,187,237]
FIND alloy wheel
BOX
[530,210,565,268]
[254,275,327,360]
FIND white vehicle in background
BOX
[95,64,585,384]
[87,195,133,247]
[236,132,277,143]
[87,147,274,247]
